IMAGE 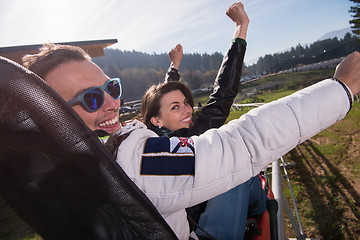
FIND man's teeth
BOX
[99,117,118,127]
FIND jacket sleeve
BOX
[133,79,350,214]
[174,41,246,137]
[164,68,180,82]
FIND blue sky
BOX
[0,0,353,65]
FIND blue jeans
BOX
[195,176,268,240]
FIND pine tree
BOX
[349,0,360,36]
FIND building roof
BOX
[0,39,118,64]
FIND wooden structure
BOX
[0,39,117,64]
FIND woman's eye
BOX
[171,105,179,110]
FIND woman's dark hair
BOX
[141,81,194,129]
[22,43,91,79]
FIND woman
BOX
[140,3,269,239]
[141,81,268,239]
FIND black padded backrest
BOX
[0,56,177,240]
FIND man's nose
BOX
[102,92,120,111]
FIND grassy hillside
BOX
[282,101,360,239]
[1,69,359,239]
[223,70,360,239]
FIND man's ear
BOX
[150,116,162,127]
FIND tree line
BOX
[93,49,223,101]
[247,33,359,75]
[93,33,358,102]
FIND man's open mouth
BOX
[99,116,118,127]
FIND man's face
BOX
[45,60,121,133]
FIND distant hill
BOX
[274,27,353,56]
[245,31,359,75]
[246,27,353,65]
[318,27,352,41]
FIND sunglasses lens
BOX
[83,88,103,111]
[107,79,121,99]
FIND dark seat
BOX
[0,56,177,240]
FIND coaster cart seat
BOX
[0,56,178,240]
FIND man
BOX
[22,8,360,240]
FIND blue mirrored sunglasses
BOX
[67,78,122,112]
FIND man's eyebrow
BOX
[72,86,90,98]
[71,80,107,98]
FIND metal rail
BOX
[271,157,309,240]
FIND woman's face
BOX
[151,90,193,131]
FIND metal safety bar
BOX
[271,157,308,240]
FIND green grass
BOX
[0,198,40,240]
[193,92,212,105]
[257,90,296,102]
